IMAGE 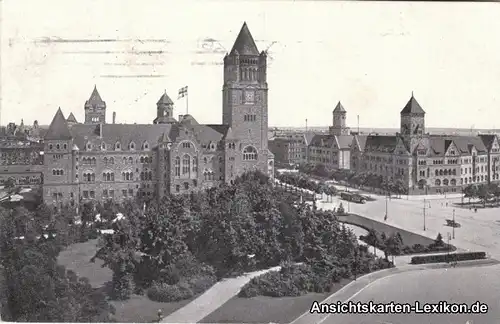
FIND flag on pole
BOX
[178,86,188,99]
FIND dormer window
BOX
[115,142,121,150]
[63,144,67,150]
[101,142,106,150]
[49,144,53,150]
[129,142,135,150]
[86,143,92,150]
[143,142,149,150]
[56,144,60,150]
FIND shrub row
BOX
[239,256,394,298]
[411,252,486,265]
[147,274,217,302]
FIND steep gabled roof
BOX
[478,134,497,151]
[400,95,425,114]
[335,135,353,150]
[354,135,368,151]
[333,101,346,113]
[157,91,174,105]
[45,108,72,140]
[67,112,78,123]
[230,22,260,56]
[364,135,398,153]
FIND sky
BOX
[1,0,499,129]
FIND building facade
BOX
[42,22,274,206]
[0,139,44,187]
[268,133,314,166]
[349,95,500,194]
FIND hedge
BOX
[411,252,486,265]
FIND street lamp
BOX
[423,198,427,231]
[452,209,455,239]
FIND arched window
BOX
[203,157,207,164]
[443,170,448,176]
[435,170,439,176]
[439,169,443,176]
[104,157,108,164]
[111,173,114,181]
[192,156,198,173]
[452,169,456,176]
[450,179,456,186]
[56,144,60,150]
[115,142,121,150]
[128,157,133,164]
[110,157,114,164]
[435,179,441,186]
[129,142,135,150]
[148,171,153,180]
[140,172,144,181]
[91,173,95,182]
[182,154,190,175]
[243,146,258,161]
[92,157,96,165]
[443,179,449,186]
[140,156,144,163]
[175,157,181,176]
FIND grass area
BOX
[111,294,195,323]
[56,239,199,322]
[199,279,351,324]
[337,214,441,248]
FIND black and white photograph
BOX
[1,0,500,323]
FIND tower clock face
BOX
[244,91,254,103]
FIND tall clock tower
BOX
[400,93,427,153]
[222,22,269,176]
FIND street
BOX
[319,264,500,324]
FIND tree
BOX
[4,177,15,190]
[385,233,403,263]
[434,233,444,247]
[463,184,478,204]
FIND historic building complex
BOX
[37,22,273,206]
[271,96,500,194]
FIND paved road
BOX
[318,264,500,324]
[316,192,500,260]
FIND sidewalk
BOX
[160,266,281,323]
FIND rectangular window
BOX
[83,190,89,198]
[176,185,180,192]
[122,190,127,197]
[128,189,133,196]
[90,191,95,198]
[103,189,108,197]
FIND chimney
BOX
[112,112,116,124]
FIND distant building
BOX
[269,133,314,165]
[0,139,44,187]
[305,95,500,194]
[41,22,274,206]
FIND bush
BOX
[186,274,217,295]
[147,281,194,302]
[411,252,486,265]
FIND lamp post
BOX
[423,198,427,231]
[452,209,455,239]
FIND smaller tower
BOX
[85,86,106,124]
[329,101,350,135]
[400,93,426,153]
[67,112,78,125]
[154,91,177,124]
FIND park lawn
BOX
[199,278,351,324]
[337,214,437,247]
[56,239,197,322]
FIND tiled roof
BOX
[354,135,368,151]
[67,112,78,123]
[86,86,105,106]
[157,92,174,105]
[364,135,398,153]
[45,108,72,140]
[428,135,488,156]
[335,135,353,149]
[310,134,336,148]
[229,22,260,56]
[478,134,496,151]
[400,95,425,114]
[333,101,346,113]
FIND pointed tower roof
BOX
[401,94,425,114]
[45,107,72,140]
[333,101,346,113]
[230,22,260,56]
[86,86,105,106]
[67,112,78,123]
[157,91,174,105]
